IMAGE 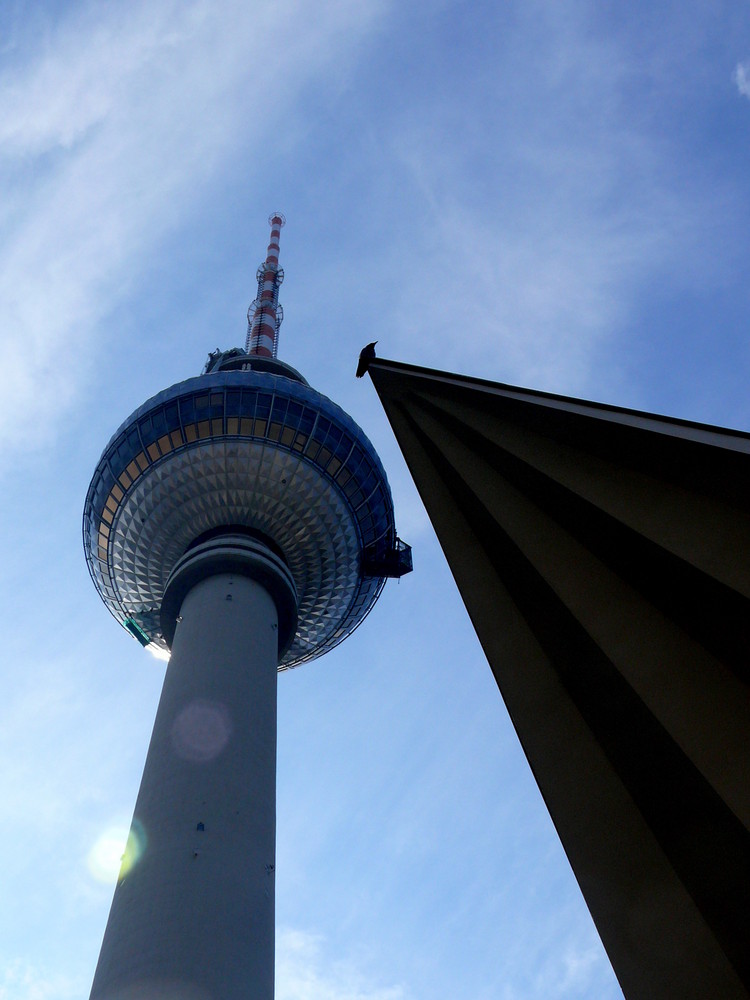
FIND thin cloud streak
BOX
[735,61,750,99]
[0,0,384,456]
[0,960,83,1000]
[277,928,408,1000]
[362,1,734,395]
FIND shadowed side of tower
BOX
[83,220,411,999]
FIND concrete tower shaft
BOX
[89,536,296,1000]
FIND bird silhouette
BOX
[356,341,378,378]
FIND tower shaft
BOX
[89,538,297,1000]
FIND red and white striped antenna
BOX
[246,213,286,358]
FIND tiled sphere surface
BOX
[83,370,395,668]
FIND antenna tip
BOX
[269,212,286,228]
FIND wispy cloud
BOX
[357,1,735,397]
[0,960,83,1000]
[277,928,408,1000]
[0,0,383,456]
[734,61,750,99]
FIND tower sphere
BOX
[83,354,403,667]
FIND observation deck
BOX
[83,352,411,668]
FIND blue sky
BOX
[1,1,749,997]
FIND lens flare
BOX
[171,699,232,762]
[147,642,171,662]
[119,820,147,880]
[88,820,147,884]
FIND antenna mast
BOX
[246,213,285,358]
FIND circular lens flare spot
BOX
[119,820,147,880]
[88,820,147,884]
[171,699,232,762]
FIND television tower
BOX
[83,215,411,999]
